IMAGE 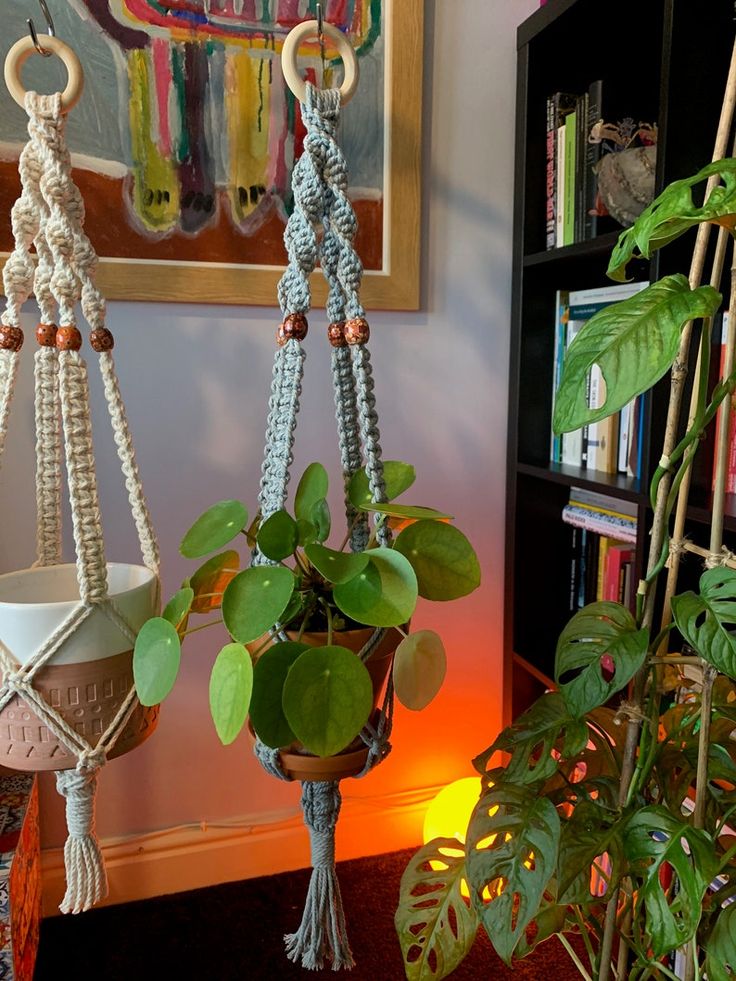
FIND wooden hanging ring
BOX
[4,35,84,113]
[281,20,359,106]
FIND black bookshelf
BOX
[506,0,736,721]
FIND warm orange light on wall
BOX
[423,777,480,846]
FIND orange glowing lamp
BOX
[423,777,480,846]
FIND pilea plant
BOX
[133,460,479,756]
[396,158,736,981]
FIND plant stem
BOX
[558,933,595,981]
[181,618,223,637]
[323,599,334,646]
[574,907,598,976]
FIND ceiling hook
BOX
[27,0,56,58]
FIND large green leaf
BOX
[304,543,369,584]
[395,838,479,981]
[180,500,248,558]
[553,276,721,434]
[282,644,373,756]
[608,158,736,282]
[348,461,416,509]
[256,510,298,562]
[473,692,589,786]
[671,567,736,679]
[249,640,308,749]
[465,782,561,965]
[705,903,736,981]
[133,617,181,706]
[555,601,649,717]
[189,549,240,613]
[294,462,329,522]
[222,566,295,643]
[209,643,253,745]
[394,521,480,600]
[556,800,624,904]
[623,805,718,957]
[333,547,417,627]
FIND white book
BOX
[561,319,584,465]
[618,400,632,473]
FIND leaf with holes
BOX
[513,899,568,959]
[189,550,240,614]
[180,500,248,558]
[394,521,480,600]
[209,643,253,745]
[705,903,736,981]
[133,617,181,706]
[162,587,193,639]
[393,630,447,711]
[222,566,295,644]
[333,547,418,627]
[555,601,649,717]
[256,510,298,562]
[294,462,328,523]
[623,805,718,956]
[671,567,736,679]
[395,837,479,981]
[473,692,589,786]
[608,158,736,282]
[465,782,561,965]
[249,641,308,749]
[349,461,416,509]
[553,277,721,434]
[556,800,624,904]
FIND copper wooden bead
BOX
[344,316,370,345]
[90,327,115,352]
[327,321,347,347]
[35,323,56,347]
[277,312,309,347]
[0,326,23,352]
[56,326,83,351]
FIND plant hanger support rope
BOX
[0,33,158,914]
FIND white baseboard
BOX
[41,784,440,916]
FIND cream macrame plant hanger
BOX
[0,40,159,914]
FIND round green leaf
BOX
[393,629,447,711]
[363,503,453,520]
[257,510,298,562]
[162,587,193,634]
[333,547,417,627]
[133,617,181,707]
[209,643,253,745]
[348,461,416,509]
[296,519,318,546]
[394,521,480,600]
[282,645,373,756]
[294,462,329,522]
[180,500,248,559]
[311,498,331,543]
[222,566,295,643]
[250,641,308,748]
[304,543,370,584]
[190,550,240,614]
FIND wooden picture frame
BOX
[0,1,422,310]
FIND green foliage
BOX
[133,617,182,706]
[189,550,239,613]
[209,643,253,745]
[303,543,369,584]
[162,587,193,639]
[294,462,329,523]
[222,566,295,644]
[553,276,721,434]
[671,567,736,679]
[394,521,480,600]
[249,641,307,748]
[257,510,299,562]
[348,461,416,508]
[555,602,649,717]
[395,838,479,981]
[282,644,373,756]
[704,903,736,981]
[393,630,447,711]
[556,800,624,903]
[364,502,453,520]
[333,547,418,627]
[180,500,248,558]
[465,782,561,965]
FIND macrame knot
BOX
[55,760,109,914]
[706,545,736,569]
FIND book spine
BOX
[596,536,611,601]
[618,401,631,474]
[556,126,566,247]
[575,92,588,243]
[550,291,568,463]
[563,111,577,246]
[584,79,603,240]
[587,365,602,470]
[562,505,638,543]
[546,96,556,250]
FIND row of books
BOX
[545,81,604,249]
[550,281,649,478]
[562,487,638,614]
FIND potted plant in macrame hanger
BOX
[132,18,481,974]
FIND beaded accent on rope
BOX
[250,82,396,972]
[0,91,159,914]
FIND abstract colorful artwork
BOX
[0,1,422,307]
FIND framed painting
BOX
[0,1,422,309]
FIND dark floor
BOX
[35,849,586,980]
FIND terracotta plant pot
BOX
[252,625,402,782]
[0,563,159,771]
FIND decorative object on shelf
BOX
[0,1,423,309]
[396,32,736,981]
[590,120,658,227]
[0,9,159,914]
[132,11,477,973]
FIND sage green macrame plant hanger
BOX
[251,82,395,971]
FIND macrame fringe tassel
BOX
[55,766,109,914]
[285,780,355,971]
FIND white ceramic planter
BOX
[0,563,159,771]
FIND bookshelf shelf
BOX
[505,0,736,724]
